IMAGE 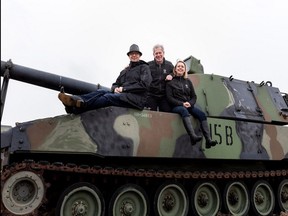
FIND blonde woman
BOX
[166,60,217,148]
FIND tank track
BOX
[2,160,287,181]
[1,160,288,216]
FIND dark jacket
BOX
[166,76,197,107]
[111,60,152,110]
[148,58,174,97]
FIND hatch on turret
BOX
[184,56,204,74]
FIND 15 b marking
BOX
[210,124,233,146]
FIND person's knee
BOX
[181,112,190,118]
[198,112,207,121]
[173,107,190,117]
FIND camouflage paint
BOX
[1,71,287,166]
[2,106,287,162]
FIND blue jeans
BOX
[79,89,107,106]
[171,106,207,122]
[79,89,133,110]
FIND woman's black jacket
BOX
[166,76,197,107]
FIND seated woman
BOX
[166,60,217,148]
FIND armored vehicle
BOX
[1,57,288,216]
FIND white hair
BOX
[152,44,165,53]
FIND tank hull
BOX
[1,107,288,215]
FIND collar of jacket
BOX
[153,58,166,66]
[174,75,185,80]
[129,60,148,68]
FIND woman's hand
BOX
[183,102,191,108]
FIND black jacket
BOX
[166,76,197,107]
[148,58,174,97]
[111,60,152,110]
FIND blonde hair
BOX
[173,60,188,78]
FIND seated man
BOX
[58,44,152,114]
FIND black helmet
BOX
[127,44,142,56]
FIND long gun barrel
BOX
[1,60,109,120]
[1,60,108,94]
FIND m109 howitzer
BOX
[1,58,288,216]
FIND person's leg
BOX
[146,96,158,111]
[189,107,217,148]
[88,93,133,110]
[58,89,108,108]
[80,89,108,105]
[159,97,172,112]
[171,106,190,117]
[58,93,82,107]
[172,106,202,145]
[86,93,117,109]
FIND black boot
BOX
[182,117,202,146]
[201,120,217,148]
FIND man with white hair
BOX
[146,44,174,112]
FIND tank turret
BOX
[1,58,287,216]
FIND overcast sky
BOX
[1,0,288,126]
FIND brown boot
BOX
[58,93,84,108]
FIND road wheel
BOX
[223,181,249,216]
[109,184,149,216]
[154,182,188,216]
[1,170,45,215]
[191,181,220,216]
[55,182,105,216]
[251,180,275,216]
[278,179,288,212]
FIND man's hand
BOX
[165,74,173,81]
[114,87,123,93]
